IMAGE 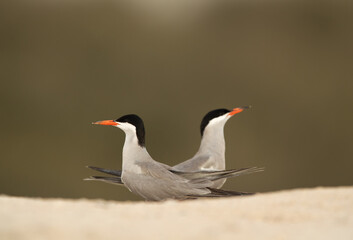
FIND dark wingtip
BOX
[207,188,256,196]
[86,166,122,177]
[86,166,100,171]
[86,166,104,171]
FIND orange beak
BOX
[92,120,119,126]
[228,106,250,116]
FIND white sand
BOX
[1,187,352,240]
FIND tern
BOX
[87,107,250,188]
[86,114,262,201]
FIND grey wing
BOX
[172,155,213,172]
[171,167,264,183]
[123,161,211,201]
[138,161,212,188]
[139,162,183,179]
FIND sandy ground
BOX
[1,187,352,240]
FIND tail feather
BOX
[210,167,264,181]
[187,187,255,198]
[84,176,123,185]
[207,187,255,196]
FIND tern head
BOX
[93,114,145,147]
[200,106,250,136]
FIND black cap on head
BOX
[200,109,231,136]
[115,114,145,147]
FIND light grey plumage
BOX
[119,138,211,201]
[173,111,229,187]
[86,166,263,188]
[87,114,262,201]
[87,107,249,189]
[173,107,249,188]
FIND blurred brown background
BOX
[0,0,352,201]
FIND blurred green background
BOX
[1,0,352,201]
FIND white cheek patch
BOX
[207,114,229,127]
[118,122,141,146]
[118,123,137,132]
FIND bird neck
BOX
[121,132,151,171]
[197,125,226,157]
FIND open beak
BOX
[228,106,251,116]
[92,120,119,126]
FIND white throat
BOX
[117,123,151,171]
[197,115,230,157]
